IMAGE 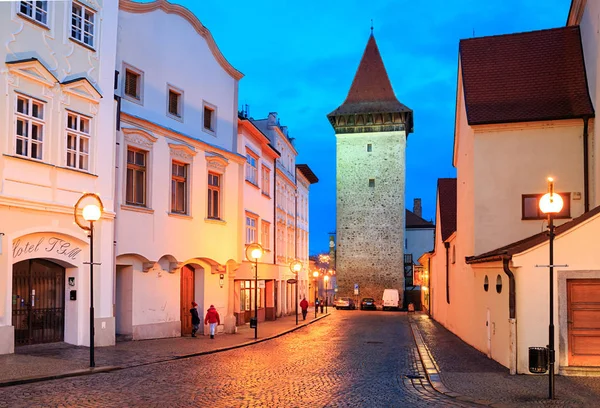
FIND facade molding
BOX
[119,0,243,80]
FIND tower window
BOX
[368,179,375,187]
[367,143,372,152]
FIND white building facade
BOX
[0,0,119,353]
[113,0,244,340]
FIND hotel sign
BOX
[13,234,83,263]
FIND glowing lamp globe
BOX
[82,204,102,221]
[245,243,264,261]
[539,193,564,214]
[290,260,302,274]
[324,275,330,282]
[312,271,319,278]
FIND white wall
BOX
[406,228,434,264]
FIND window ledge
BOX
[203,127,216,137]
[168,212,192,220]
[167,112,184,123]
[205,217,226,225]
[69,37,96,52]
[18,13,49,30]
[57,165,98,177]
[245,179,260,189]
[121,204,154,214]
[261,192,271,198]
[122,93,143,106]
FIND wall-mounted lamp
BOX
[219,274,225,288]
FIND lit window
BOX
[171,161,187,214]
[522,193,570,220]
[66,112,90,171]
[15,94,44,160]
[71,2,95,48]
[208,172,221,219]
[261,166,270,196]
[126,147,147,206]
[246,215,257,244]
[19,1,48,26]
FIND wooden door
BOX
[568,279,600,366]
[180,265,195,335]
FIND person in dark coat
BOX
[320,298,324,313]
[190,301,200,337]
[204,305,221,339]
[300,297,309,320]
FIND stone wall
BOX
[336,130,405,302]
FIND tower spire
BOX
[370,19,373,35]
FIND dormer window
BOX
[19,1,48,26]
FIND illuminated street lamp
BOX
[539,177,563,400]
[289,259,302,325]
[312,271,319,318]
[74,193,104,368]
[324,275,330,313]
[245,243,264,340]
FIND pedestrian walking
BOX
[320,298,324,314]
[190,302,200,337]
[300,297,309,320]
[204,304,220,339]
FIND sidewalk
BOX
[411,312,600,407]
[0,309,328,387]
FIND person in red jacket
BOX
[300,297,309,320]
[204,305,220,339]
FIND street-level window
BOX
[522,193,570,220]
[126,147,147,206]
[19,1,48,26]
[246,215,258,244]
[240,280,263,310]
[66,112,90,171]
[171,161,187,214]
[71,2,95,48]
[208,172,221,219]
[15,94,45,160]
[261,166,270,196]
[261,220,270,250]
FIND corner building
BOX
[327,33,413,301]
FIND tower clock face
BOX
[329,241,334,248]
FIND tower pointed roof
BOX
[328,34,413,133]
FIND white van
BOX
[382,289,400,311]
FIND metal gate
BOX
[12,259,65,346]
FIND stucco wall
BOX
[336,130,405,301]
[406,228,434,264]
[473,120,585,255]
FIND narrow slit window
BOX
[369,179,375,187]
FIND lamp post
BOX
[539,177,564,400]
[289,259,302,325]
[74,193,104,368]
[245,243,264,340]
[324,275,330,313]
[313,271,319,318]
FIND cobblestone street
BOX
[0,311,474,408]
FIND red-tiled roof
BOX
[438,178,457,241]
[328,34,412,117]
[460,26,594,125]
[466,204,600,263]
[406,209,434,228]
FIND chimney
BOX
[413,198,422,218]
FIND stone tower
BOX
[327,33,413,302]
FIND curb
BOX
[0,313,330,388]
[411,323,507,408]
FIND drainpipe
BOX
[502,256,517,375]
[428,256,432,317]
[273,158,277,265]
[444,242,450,304]
[583,116,590,212]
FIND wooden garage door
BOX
[568,279,600,366]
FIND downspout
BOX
[502,256,517,375]
[583,116,590,212]
[444,242,450,304]
[428,256,432,317]
[273,158,277,265]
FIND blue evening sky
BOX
[166,0,570,254]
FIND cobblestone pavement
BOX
[412,313,600,407]
[0,311,477,407]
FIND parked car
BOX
[382,289,400,311]
[334,297,356,310]
[360,298,377,310]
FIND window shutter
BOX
[168,91,179,116]
[125,70,139,98]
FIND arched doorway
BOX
[12,259,65,346]
[180,265,195,335]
